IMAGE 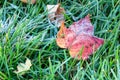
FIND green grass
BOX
[0,0,120,79]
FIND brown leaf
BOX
[21,0,36,4]
[47,3,65,27]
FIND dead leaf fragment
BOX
[47,3,65,27]
[14,58,32,75]
[56,14,104,60]
[21,0,36,4]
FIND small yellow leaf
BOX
[14,58,32,75]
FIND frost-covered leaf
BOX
[14,58,32,75]
[56,14,104,60]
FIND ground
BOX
[0,0,120,79]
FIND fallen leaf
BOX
[47,3,65,27]
[56,21,76,48]
[21,0,36,4]
[56,14,104,60]
[69,34,104,60]
[14,58,32,75]
[69,14,94,36]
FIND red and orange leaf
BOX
[56,14,104,60]
[56,21,67,38]
[69,14,94,36]
[69,34,104,60]
[56,21,67,48]
[56,21,75,48]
